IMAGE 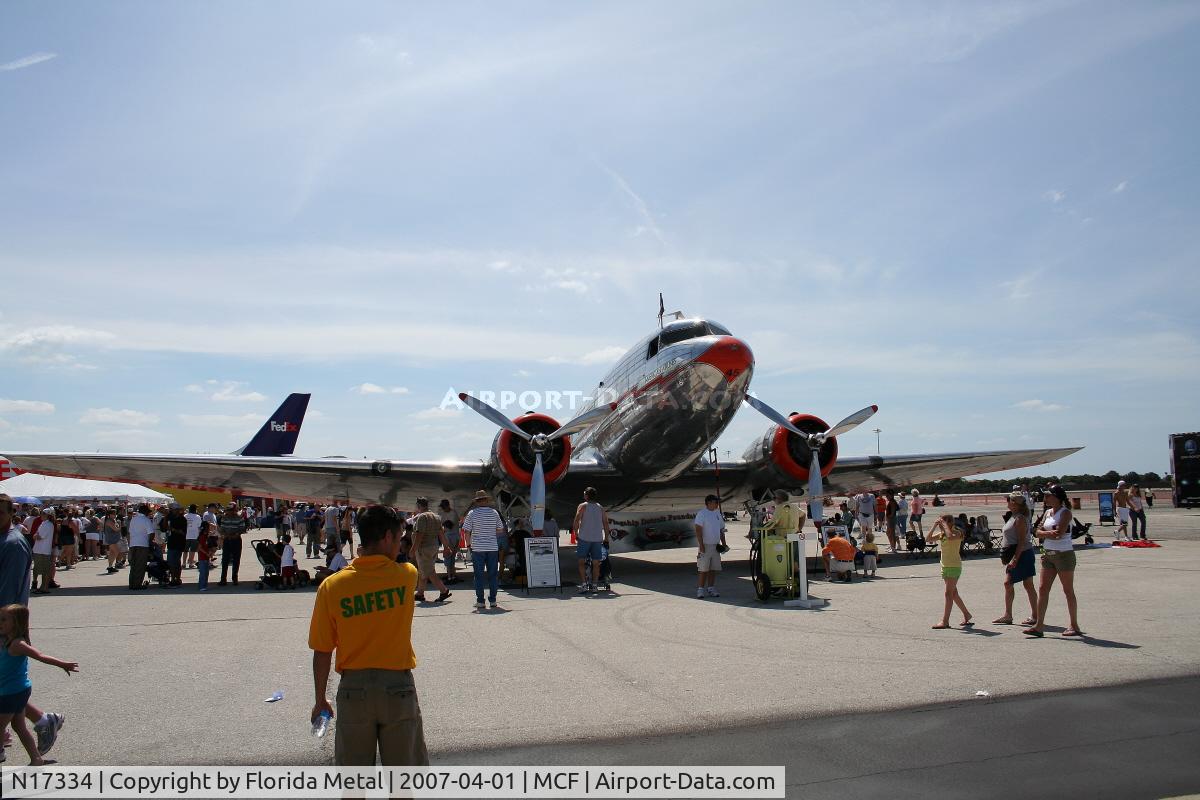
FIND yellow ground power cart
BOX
[751,527,800,601]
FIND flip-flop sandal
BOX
[1022,629,1044,637]
[931,623,951,629]
[1062,629,1084,637]
[1019,618,1037,626]
[959,621,975,628]
[992,618,1014,624]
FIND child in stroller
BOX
[251,538,309,590]
[144,541,172,587]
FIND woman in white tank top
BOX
[1024,486,1083,638]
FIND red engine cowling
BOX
[743,413,838,484]
[488,412,572,490]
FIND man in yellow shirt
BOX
[309,505,429,766]
[761,490,805,538]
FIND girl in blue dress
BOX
[0,604,78,765]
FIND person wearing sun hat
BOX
[460,490,506,610]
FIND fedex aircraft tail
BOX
[236,393,311,456]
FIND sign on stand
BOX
[1098,492,1115,525]
[523,536,562,593]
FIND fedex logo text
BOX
[269,422,299,433]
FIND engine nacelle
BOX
[487,412,572,492]
[742,412,838,486]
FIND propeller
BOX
[744,394,878,523]
[459,393,614,533]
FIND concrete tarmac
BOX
[21,505,1200,798]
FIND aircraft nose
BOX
[696,336,754,383]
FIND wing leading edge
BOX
[2,445,1080,514]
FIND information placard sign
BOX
[1097,492,1115,524]
[820,525,847,547]
[523,536,561,590]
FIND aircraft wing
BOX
[552,446,1083,512]
[0,452,486,507]
[2,445,1080,514]
[817,447,1083,495]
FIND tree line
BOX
[912,470,1168,495]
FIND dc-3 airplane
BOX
[3,312,1079,551]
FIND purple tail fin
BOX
[237,393,311,456]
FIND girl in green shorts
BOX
[929,513,972,629]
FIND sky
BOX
[2,1,1198,478]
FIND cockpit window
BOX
[647,321,727,359]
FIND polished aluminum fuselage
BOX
[572,329,752,482]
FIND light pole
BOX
[873,428,881,455]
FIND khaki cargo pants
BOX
[334,668,429,766]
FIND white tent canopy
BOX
[0,472,172,504]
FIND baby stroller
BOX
[251,538,310,590]
[583,544,613,592]
[144,542,171,587]
[904,529,935,558]
[1070,518,1094,545]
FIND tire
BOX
[754,574,772,602]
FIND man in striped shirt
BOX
[461,490,506,610]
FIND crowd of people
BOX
[0,476,1157,767]
[816,482,1093,638]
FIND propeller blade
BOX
[531,451,546,534]
[824,405,879,440]
[743,394,807,437]
[548,403,616,441]
[458,392,531,440]
[808,447,824,524]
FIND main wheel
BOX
[754,574,772,602]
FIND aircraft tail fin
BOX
[235,393,311,456]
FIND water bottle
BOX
[311,709,332,738]
[600,544,609,561]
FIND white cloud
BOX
[1043,189,1065,203]
[1000,271,1039,300]
[0,399,55,414]
[352,383,410,395]
[488,260,520,273]
[80,408,160,427]
[184,384,204,393]
[0,325,114,369]
[1013,399,1068,412]
[210,381,267,402]
[177,413,261,428]
[553,280,588,294]
[1113,180,1128,193]
[0,52,57,72]
[355,34,412,65]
